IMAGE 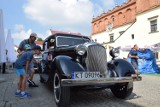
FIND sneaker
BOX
[20,93,31,99]
[28,84,39,87]
[27,79,34,85]
[15,91,21,96]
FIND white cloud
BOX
[22,0,117,36]
[23,0,94,35]
[12,24,31,40]
[11,0,116,46]
[92,0,115,17]
[14,24,24,31]
[11,24,46,45]
[101,0,115,9]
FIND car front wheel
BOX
[53,70,70,107]
[111,82,133,99]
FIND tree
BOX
[37,38,43,41]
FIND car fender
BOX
[112,59,135,77]
[53,55,85,76]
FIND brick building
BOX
[91,0,160,61]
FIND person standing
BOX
[129,44,140,75]
[15,45,41,98]
[17,33,38,87]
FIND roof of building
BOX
[92,0,136,23]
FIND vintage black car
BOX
[38,33,142,107]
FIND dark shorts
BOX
[131,61,138,70]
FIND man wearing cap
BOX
[17,32,39,87]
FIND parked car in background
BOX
[38,33,142,107]
[33,54,42,73]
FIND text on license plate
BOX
[72,72,101,79]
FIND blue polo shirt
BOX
[18,39,36,51]
[15,51,33,69]
[129,49,138,63]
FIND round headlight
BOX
[109,47,120,58]
[76,45,86,56]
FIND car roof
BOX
[43,33,90,43]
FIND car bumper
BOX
[61,76,142,86]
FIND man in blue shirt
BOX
[17,33,37,52]
[15,45,41,98]
[17,33,38,87]
[129,44,140,75]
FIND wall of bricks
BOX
[92,0,160,35]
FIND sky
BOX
[0,0,125,45]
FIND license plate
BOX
[72,72,101,80]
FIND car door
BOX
[41,41,49,73]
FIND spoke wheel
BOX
[53,70,70,107]
[111,82,133,99]
[54,73,61,102]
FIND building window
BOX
[131,34,134,39]
[112,18,115,22]
[150,19,157,33]
[109,34,114,42]
[111,15,115,22]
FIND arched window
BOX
[98,21,102,32]
[104,18,108,29]
[111,15,115,23]
[104,18,108,25]
[94,23,97,33]
[126,8,131,22]
[118,12,123,25]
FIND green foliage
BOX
[37,38,43,41]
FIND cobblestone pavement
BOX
[0,69,160,107]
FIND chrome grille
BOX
[86,45,107,75]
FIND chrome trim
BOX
[61,76,142,86]
[86,45,107,76]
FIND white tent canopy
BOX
[0,9,6,63]
[5,29,17,62]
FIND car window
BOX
[56,36,90,47]
[48,39,55,49]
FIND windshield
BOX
[56,36,90,47]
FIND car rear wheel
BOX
[111,82,133,99]
[53,70,70,107]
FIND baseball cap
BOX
[32,45,41,51]
[30,32,38,38]
[24,44,31,50]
